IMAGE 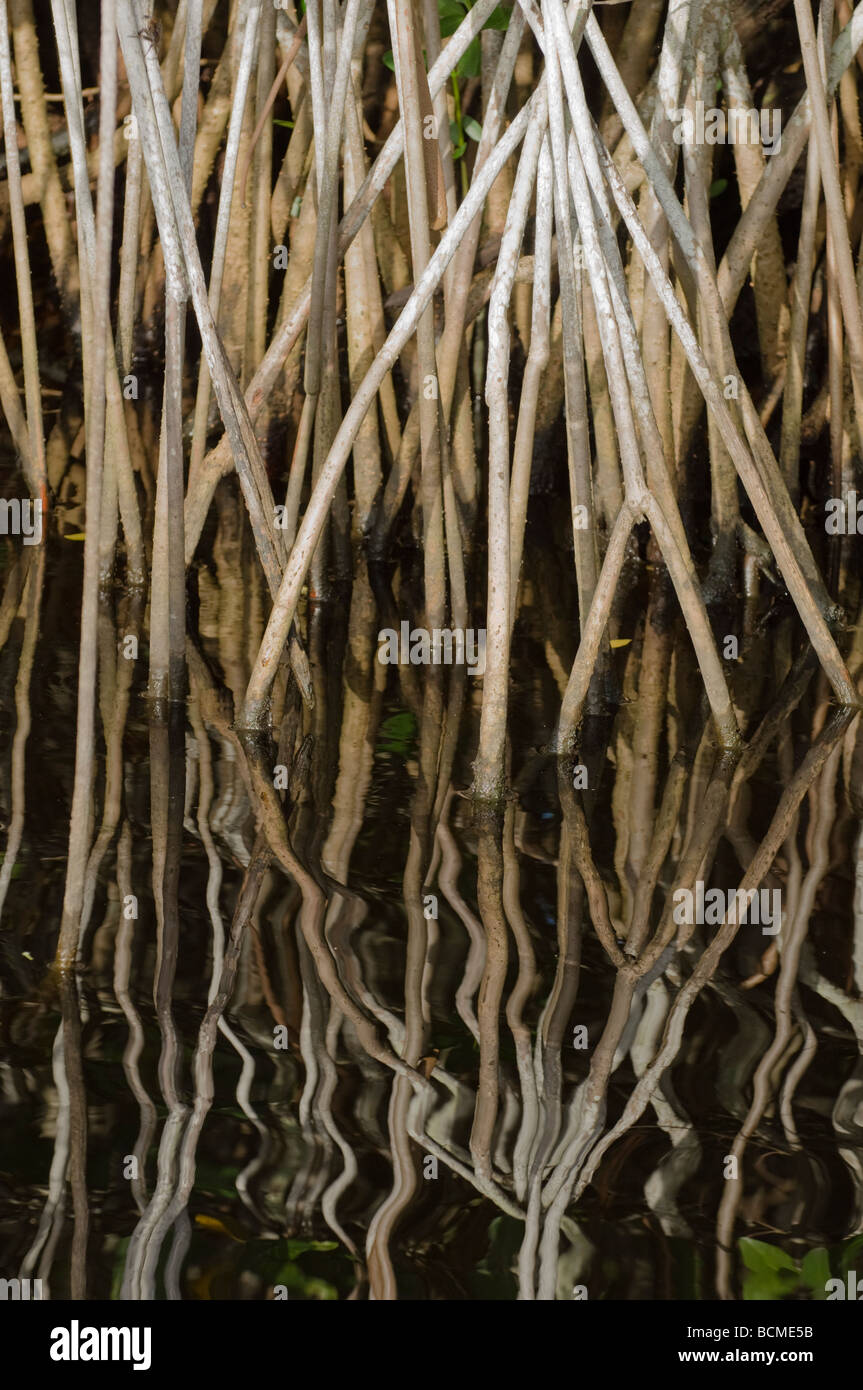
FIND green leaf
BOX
[463,116,482,141]
[740,1243,801,1301]
[742,1274,770,1301]
[438,0,467,35]
[303,1277,339,1300]
[839,1234,863,1275]
[378,710,417,755]
[742,1270,797,1301]
[273,118,295,129]
[709,178,728,199]
[482,5,513,29]
[801,1247,831,1296]
[740,1238,799,1275]
[383,48,395,71]
[271,1262,338,1299]
[283,1239,338,1258]
[449,119,466,160]
[243,1235,341,1289]
[456,36,481,78]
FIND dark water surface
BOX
[1,511,862,1303]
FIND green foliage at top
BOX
[438,0,512,77]
[381,0,511,164]
[384,0,513,80]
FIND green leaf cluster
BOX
[384,1,512,84]
[739,1235,863,1300]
